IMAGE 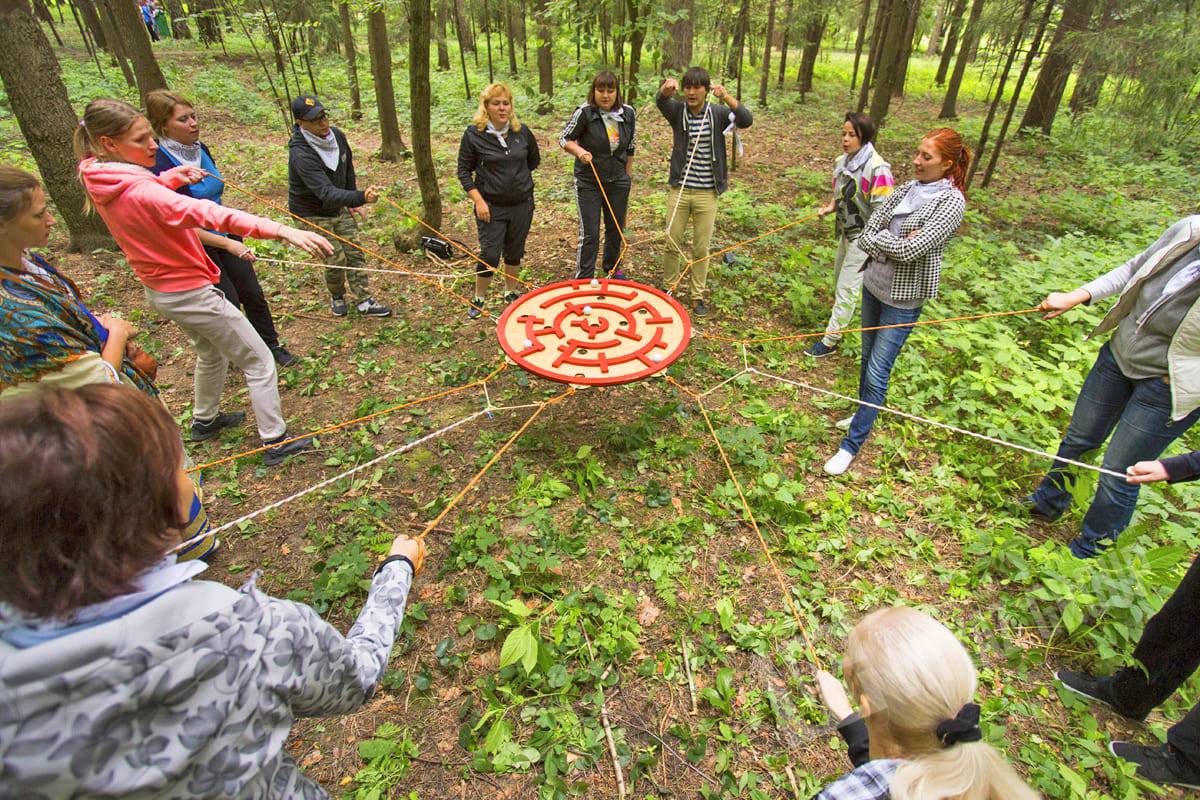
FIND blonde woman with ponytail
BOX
[74,98,333,466]
[814,606,1040,800]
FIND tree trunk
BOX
[797,13,826,94]
[191,0,222,44]
[74,0,108,50]
[503,0,517,73]
[367,8,406,160]
[452,0,471,98]
[965,0,1035,189]
[0,0,113,251]
[662,0,693,73]
[33,0,65,46]
[435,0,450,71]
[162,0,189,38]
[934,0,966,84]
[533,0,552,111]
[868,0,910,124]
[1068,0,1113,115]
[938,0,984,118]
[757,0,776,105]
[857,0,890,110]
[776,0,794,87]
[892,0,920,97]
[95,0,136,84]
[1018,0,1096,134]
[68,0,105,72]
[849,0,872,92]
[408,0,442,231]
[981,0,1054,187]
[453,0,473,51]
[925,0,947,54]
[110,0,167,101]
[482,0,493,82]
[338,2,362,119]
[625,0,644,101]
[726,0,750,77]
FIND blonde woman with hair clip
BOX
[813,606,1041,799]
[75,97,334,466]
[456,82,540,319]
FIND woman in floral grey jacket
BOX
[0,383,425,799]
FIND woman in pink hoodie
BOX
[76,98,333,466]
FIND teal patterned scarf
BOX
[0,254,157,396]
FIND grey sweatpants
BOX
[144,284,286,439]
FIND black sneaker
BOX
[504,291,520,305]
[693,300,708,317]
[1016,493,1063,522]
[356,297,392,317]
[1057,670,1146,721]
[262,433,314,466]
[331,296,348,317]
[467,297,485,320]
[1110,742,1200,790]
[271,346,297,367]
[191,412,246,442]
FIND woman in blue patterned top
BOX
[824,128,971,476]
[146,90,296,367]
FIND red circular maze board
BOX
[496,278,692,386]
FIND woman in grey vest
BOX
[1023,216,1200,558]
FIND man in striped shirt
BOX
[656,66,753,317]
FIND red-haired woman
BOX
[823,128,971,476]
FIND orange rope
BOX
[187,363,507,473]
[666,376,823,669]
[218,177,493,317]
[688,210,822,266]
[701,306,1044,345]
[378,194,534,289]
[416,387,575,538]
[588,159,631,274]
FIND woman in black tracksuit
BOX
[559,71,636,281]
[456,83,540,320]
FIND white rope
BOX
[745,367,1128,480]
[172,410,489,554]
[254,256,473,280]
[700,368,750,398]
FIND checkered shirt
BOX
[813,759,902,800]
[855,180,965,302]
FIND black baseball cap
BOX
[291,94,326,121]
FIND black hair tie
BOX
[936,702,982,747]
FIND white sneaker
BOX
[823,448,855,476]
[835,415,854,430]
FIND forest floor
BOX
[5,28,1200,800]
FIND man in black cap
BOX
[287,94,391,318]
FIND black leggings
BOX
[573,175,630,279]
[204,243,281,350]
[474,197,534,277]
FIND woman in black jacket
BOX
[559,71,636,281]
[456,83,540,319]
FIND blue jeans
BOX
[840,288,923,456]
[1029,343,1200,558]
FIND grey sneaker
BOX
[693,300,708,317]
[504,291,520,305]
[356,297,392,317]
[191,411,246,442]
[262,433,314,466]
[331,296,348,317]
